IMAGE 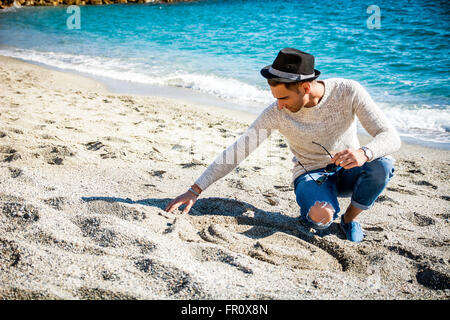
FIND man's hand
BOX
[330,148,368,170]
[165,191,198,214]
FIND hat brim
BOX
[260,65,321,83]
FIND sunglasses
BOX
[297,141,343,185]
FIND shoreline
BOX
[3,55,258,123]
[4,55,450,151]
[3,54,449,161]
[0,54,449,299]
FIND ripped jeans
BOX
[293,157,395,230]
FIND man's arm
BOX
[351,80,401,159]
[193,120,274,192]
[165,103,278,214]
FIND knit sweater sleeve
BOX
[350,80,401,160]
[194,103,278,191]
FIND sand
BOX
[0,55,449,300]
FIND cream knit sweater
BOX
[194,78,401,191]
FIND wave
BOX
[1,46,449,146]
[375,103,450,145]
[0,46,272,108]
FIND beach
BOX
[0,55,449,299]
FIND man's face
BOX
[270,83,307,113]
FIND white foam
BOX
[378,103,450,143]
[0,47,271,106]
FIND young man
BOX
[165,48,401,243]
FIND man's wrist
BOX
[359,146,373,161]
[190,184,202,195]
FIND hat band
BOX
[268,67,316,81]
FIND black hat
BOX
[260,48,321,83]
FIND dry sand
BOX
[0,55,449,300]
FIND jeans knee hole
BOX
[308,201,334,225]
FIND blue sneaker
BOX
[340,216,365,243]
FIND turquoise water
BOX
[1,0,449,147]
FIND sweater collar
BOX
[303,79,330,111]
[279,79,331,115]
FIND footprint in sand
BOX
[0,194,40,229]
[388,243,450,291]
[8,167,22,178]
[85,141,106,151]
[76,287,136,300]
[410,212,436,227]
[386,186,417,196]
[85,141,117,159]
[74,216,126,248]
[413,180,438,190]
[226,178,247,190]
[417,237,450,248]
[0,287,60,300]
[401,211,436,227]
[42,197,67,211]
[134,239,158,254]
[387,245,423,262]
[273,185,294,192]
[375,194,400,206]
[26,226,106,256]
[101,270,120,282]
[148,170,166,178]
[179,159,205,168]
[40,134,56,140]
[0,146,21,163]
[134,258,208,298]
[40,145,75,165]
[118,96,135,105]
[191,245,253,274]
[7,127,23,134]
[398,160,425,176]
[0,238,21,271]
[84,201,147,222]
[415,266,450,291]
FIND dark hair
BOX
[267,79,313,92]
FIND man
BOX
[165,48,401,243]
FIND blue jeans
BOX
[293,157,395,230]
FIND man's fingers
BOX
[332,149,366,169]
[182,202,193,214]
[340,157,354,166]
[165,198,178,212]
[332,153,343,164]
[343,162,356,169]
[166,200,183,213]
[332,150,348,157]
[332,149,351,162]
[165,200,174,211]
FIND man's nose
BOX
[277,101,285,110]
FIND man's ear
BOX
[300,82,311,94]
